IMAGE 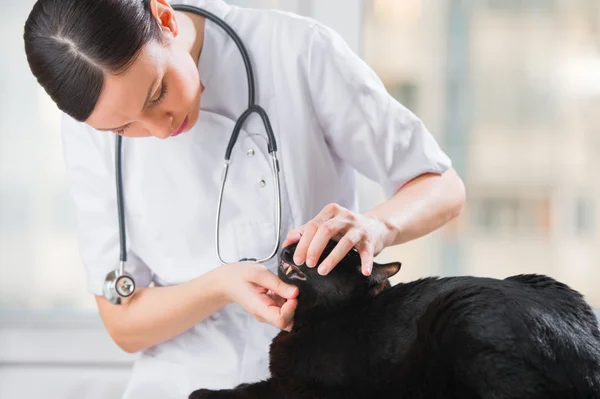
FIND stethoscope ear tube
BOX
[172,4,256,109]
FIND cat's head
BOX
[278,239,401,321]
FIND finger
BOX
[279,298,297,327]
[246,293,279,326]
[315,203,344,223]
[266,290,286,307]
[283,321,294,332]
[316,232,359,275]
[260,298,297,330]
[251,269,299,299]
[357,242,375,276]
[306,218,348,268]
[290,204,344,265]
[292,221,321,266]
[257,291,278,308]
[282,229,302,248]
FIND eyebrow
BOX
[96,77,159,132]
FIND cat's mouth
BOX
[279,261,307,281]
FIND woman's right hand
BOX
[217,262,299,331]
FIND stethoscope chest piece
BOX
[102,267,136,305]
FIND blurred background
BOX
[1,0,599,397]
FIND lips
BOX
[171,116,189,137]
[280,261,306,281]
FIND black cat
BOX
[190,239,600,398]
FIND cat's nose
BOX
[281,245,295,261]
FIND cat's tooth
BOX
[286,266,293,275]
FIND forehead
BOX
[85,41,167,128]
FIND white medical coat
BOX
[60,0,452,397]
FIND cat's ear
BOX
[371,261,402,281]
[368,261,401,296]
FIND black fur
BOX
[190,240,600,398]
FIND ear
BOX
[150,0,179,37]
[371,261,402,282]
[367,261,401,297]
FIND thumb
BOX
[253,269,299,299]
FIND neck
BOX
[292,296,369,331]
[174,10,206,66]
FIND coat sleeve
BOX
[305,23,453,199]
[61,114,154,296]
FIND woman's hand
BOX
[217,262,299,331]
[282,203,393,277]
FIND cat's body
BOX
[269,275,600,398]
[191,241,600,399]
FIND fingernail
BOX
[367,264,373,276]
[306,258,315,267]
[318,265,327,275]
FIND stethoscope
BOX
[102,4,282,305]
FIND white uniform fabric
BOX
[60,0,452,397]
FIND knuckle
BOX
[325,203,340,213]
[344,234,360,246]
[276,318,287,330]
[273,278,283,293]
[361,229,373,242]
[248,268,260,281]
[339,235,352,247]
[306,221,320,232]
[320,221,336,236]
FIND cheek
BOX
[169,53,200,109]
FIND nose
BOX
[281,245,296,262]
[141,114,174,139]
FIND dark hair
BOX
[23,0,162,122]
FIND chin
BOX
[184,93,202,131]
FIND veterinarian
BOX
[23,0,465,397]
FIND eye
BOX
[149,82,168,105]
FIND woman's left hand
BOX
[281,203,393,276]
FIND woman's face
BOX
[85,2,202,139]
